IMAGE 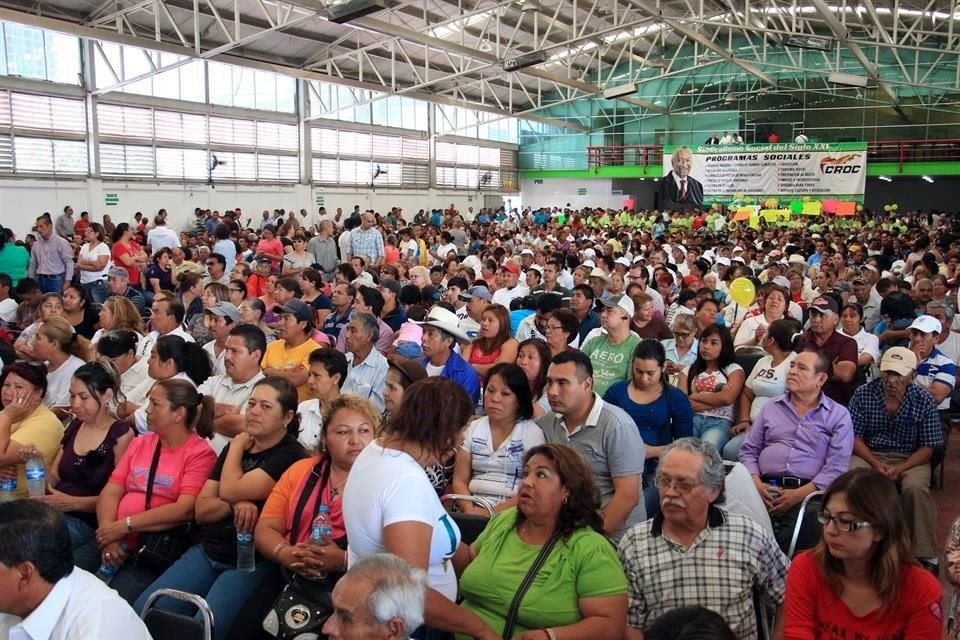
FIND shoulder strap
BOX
[501,531,561,640]
[289,460,329,544]
[144,438,164,511]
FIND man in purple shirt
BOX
[739,350,854,551]
[27,214,74,294]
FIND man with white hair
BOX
[618,438,789,640]
[324,554,427,640]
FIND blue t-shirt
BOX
[602,382,694,473]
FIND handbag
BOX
[135,439,195,573]
[262,460,341,640]
[500,531,561,640]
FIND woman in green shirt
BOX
[0,226,29,287]
[455,443,627,640]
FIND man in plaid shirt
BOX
[618,438,789,640]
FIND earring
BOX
[562,496,568,505]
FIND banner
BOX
[661,142,866,207]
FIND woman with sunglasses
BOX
[783,468,942,639]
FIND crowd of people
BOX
[0,201,957,639]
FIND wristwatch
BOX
[125,516,133,532]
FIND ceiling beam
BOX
[809,0,902,109]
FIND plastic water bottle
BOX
[768,478,781,500]
[0,477,17,502]
[310,505,333,579]
[95,544,127,583]
[25,455,45,498]
[236,530,255,572]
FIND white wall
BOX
[518,178,627,210]
[0,177,490,237]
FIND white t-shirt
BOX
[78,242,111,284]
[0,298,17,325]
[297,399,323,451]
[435,243,457,263]
[744,352,796,422]
[425,362,445,377]
[939,331,960,366]
[343,441,461,600]
[841,328,881,366]
[403,239,419,260]
[461,417,545,504]
[44,356,86,408]
[683,363,744,422]
[733,314,771,349]
[146,226,180,253]
[491,284,529,309]
[203,340,226,377]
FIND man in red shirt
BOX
[73,211,91,238]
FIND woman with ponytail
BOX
[135,377,307,640]
[26,360,136,572]
[33,316,92,410]
[93,378,218,604]
[723,318,802,461]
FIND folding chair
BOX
[786,491,824,558]
[140,589,214,640]
[441,494,495,545]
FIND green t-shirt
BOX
[582,333,641,396]
[458,509,626,638]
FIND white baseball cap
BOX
[599,294,635,318]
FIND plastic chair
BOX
[786,491,824,558]
[140,589,214,640]
[441,494,495,545]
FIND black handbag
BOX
[134,439,196,573]
[262,461,341,640]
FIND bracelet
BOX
[544,629,557,640]
[125,516,133,532]
[272,542,290,560]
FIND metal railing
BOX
[585,139,960,173]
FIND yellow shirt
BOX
[10,404,65,498]
[262,338,322,402]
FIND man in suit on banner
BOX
[660,146,704,210]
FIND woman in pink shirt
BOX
[94,378,217,604]
[256,226,285,270]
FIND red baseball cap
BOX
[500,263,520,275]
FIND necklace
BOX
[329,470,348,499]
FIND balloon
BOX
[856,204,863,212]
[891,204,898,211]
[884,205,891,212]
[730,277,756,307]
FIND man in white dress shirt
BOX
[0,501,151,640]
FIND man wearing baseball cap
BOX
[581,294,641,396]
[490,261,529,309]
[908,314,957,410]
[849,346,944,568]
[201,301,239,376]
[458,286,491,339]
[798,295,857,404]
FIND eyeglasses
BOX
[545,324,564,332]
[654,475,702,494]
[230,288,244,294]
[673,331,693,338]
[817,511,872,533]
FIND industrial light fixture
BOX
[326,0,384,24]
[502,50,546,72]
[783,34,833,51]
[922,175,935,183]
[878,175,892,182]
[603,82,637,99]
[828,72,870,88]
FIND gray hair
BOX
[348,553,427,637]
[671,146,692,165]
[672,313,697,333]
[660,437,725,502]
[927,299,955,322]
[350,311,380,345]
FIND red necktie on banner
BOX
[680,179,687,201]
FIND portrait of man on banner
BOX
[660,146,704,210]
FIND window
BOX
[310,124,429,189]
[100,144,155,177]
[1,22,80,85]
[93,42,205,101]
[434,139,517,190]
[13,138,87,175]
[0,89,86,177]
[208,62,296,113]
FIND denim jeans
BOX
[37,273,65,294]
[65,514,101,572]
[82,280,108,305]
[134,543,279,640]
[722,433,747,462]
[693,414,734,452]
